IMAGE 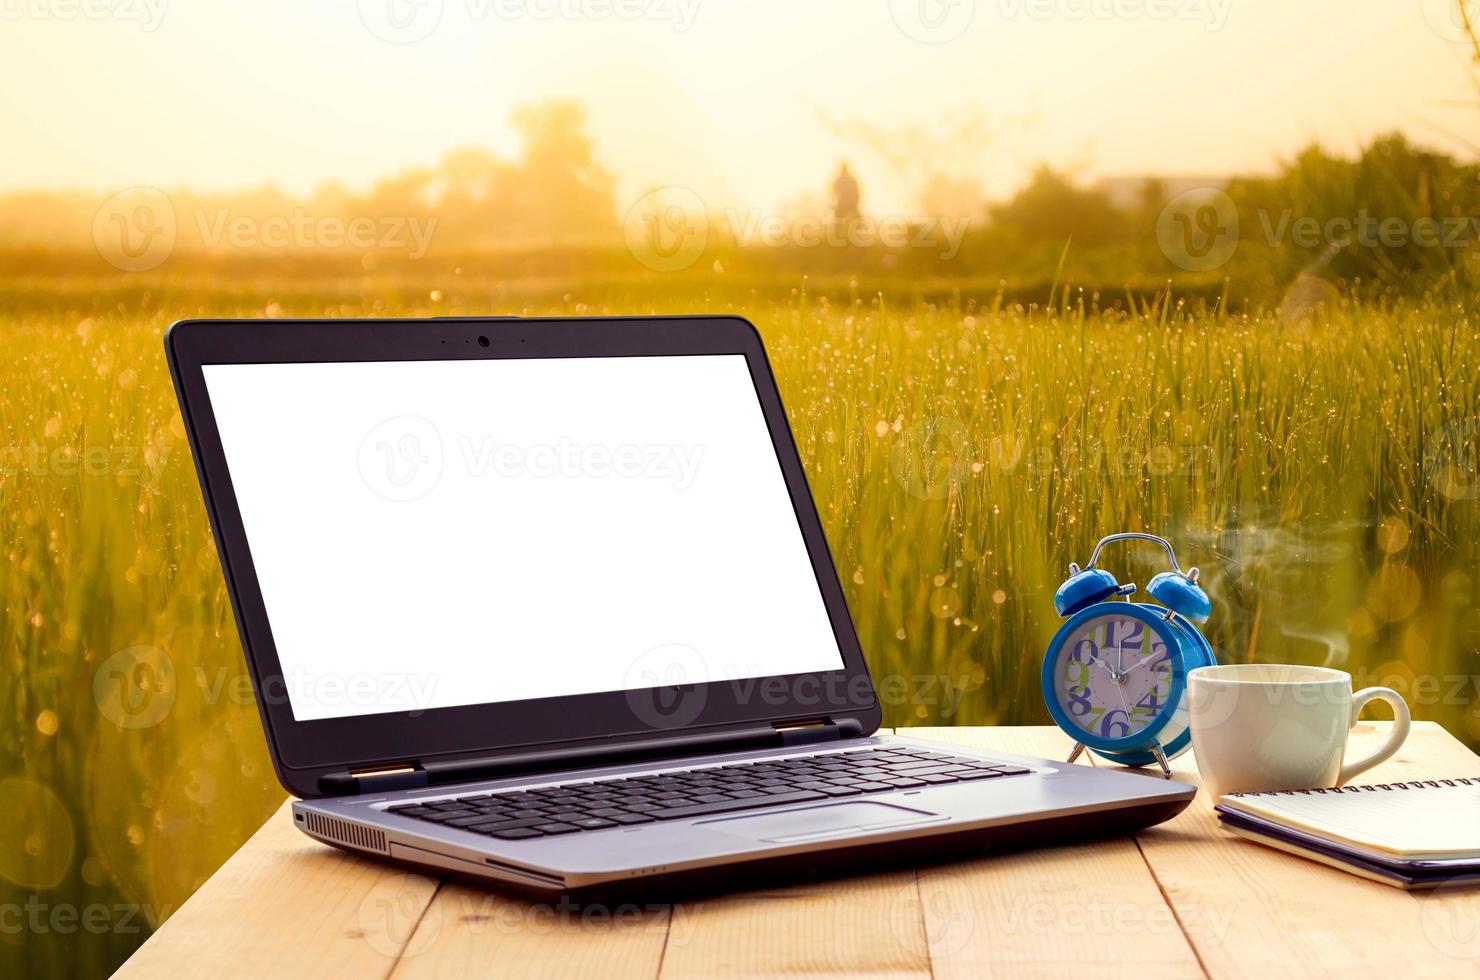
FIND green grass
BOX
[2,268,1477,977]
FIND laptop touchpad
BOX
[701,801,945,843]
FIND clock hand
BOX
[1112,671,1133,725]
[1122,652,1163,675]
[1117,680,1130,709]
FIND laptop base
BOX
[317,795,1191,904]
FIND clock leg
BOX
[1150,740,1173,779]
[1065,742,1087,765]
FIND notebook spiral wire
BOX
[1229,776,1479,797]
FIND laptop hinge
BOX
[774,718,842,747]
[319,717,859,795]
[325,764,429,795]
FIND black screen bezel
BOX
[166,315,880,796]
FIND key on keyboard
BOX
[384,747,1031,839]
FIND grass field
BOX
[2,266,1478,976]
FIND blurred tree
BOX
[387,101,617,247]
[831,161,861,223]
[1225,133,1480,293]
[0,100,617,254]
[498,101,617,243]
[1135,176,1169,236]
[989,165,1131,247]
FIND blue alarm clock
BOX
[1041,533,1217,777]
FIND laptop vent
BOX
[303,813,387,853]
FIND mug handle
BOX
[1337,686,1411,786]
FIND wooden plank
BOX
[657,870,931,979]
[1130,721,1480,979]
[114,799,440,978]
[903,726,1208,979]
[387,881,670,980]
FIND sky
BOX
[1,0,1475,215]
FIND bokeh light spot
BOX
[1376,516,1409,555]
[0,778,75,890]
[930,587,961,619]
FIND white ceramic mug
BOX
[1187,664,1411,798]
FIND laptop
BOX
[166,314,1193,899]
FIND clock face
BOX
[1052,611,1175,742]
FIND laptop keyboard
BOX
[383,746,1031,840]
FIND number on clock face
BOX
[1054,613,1172,740]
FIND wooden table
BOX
[116,723,1480,978]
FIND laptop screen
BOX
[201,353,845,722]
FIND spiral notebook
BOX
[1214,778,1480,890]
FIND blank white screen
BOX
[202,355,844,722]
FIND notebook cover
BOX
[1216,809,1480,889]
[1214,806,1480,870]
